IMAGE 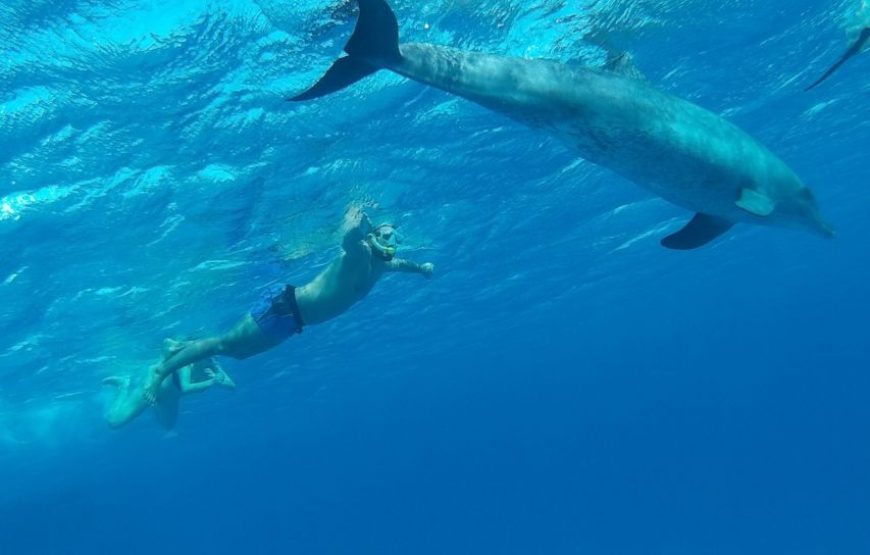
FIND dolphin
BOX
[291,0,834,249]
[805,26,870,91]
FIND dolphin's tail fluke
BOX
[804,27,870,91]
[290,0,401,101]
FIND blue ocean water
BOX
[1,0,868,552]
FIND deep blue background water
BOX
[1,0,868,553]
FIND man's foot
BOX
[102,375,131,389]
[162,338,187,359]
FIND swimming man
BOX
[141,208,434,402]
[104,355,236,430]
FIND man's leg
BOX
[152,337,224,378]
[153,396,180,431]
[155,314,280,375]
[103,376,149,429]
[144,314,283,400]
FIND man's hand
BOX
[342,206,373,256]
[343,205,371,234]
[206,368,225,384]
[420,262,435,279]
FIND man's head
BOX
[367,223,400,261]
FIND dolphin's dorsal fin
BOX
[603,51,645,80]
[736,188,776,217]
[661,213,733,250]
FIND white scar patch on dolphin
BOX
[292,0,834,250]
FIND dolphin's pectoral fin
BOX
[660,213,734,250]
[736,188,776,217]
[289,57,378,101]
[603,51,645,80]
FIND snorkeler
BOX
[103,354,236,430]
[140,208,434,402]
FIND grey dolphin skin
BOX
[291,0,834,249]
[805,27,870,91]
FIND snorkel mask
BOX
[369,224,400,261]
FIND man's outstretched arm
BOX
[386,259,434,278]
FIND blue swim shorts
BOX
[250,283,304,341]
